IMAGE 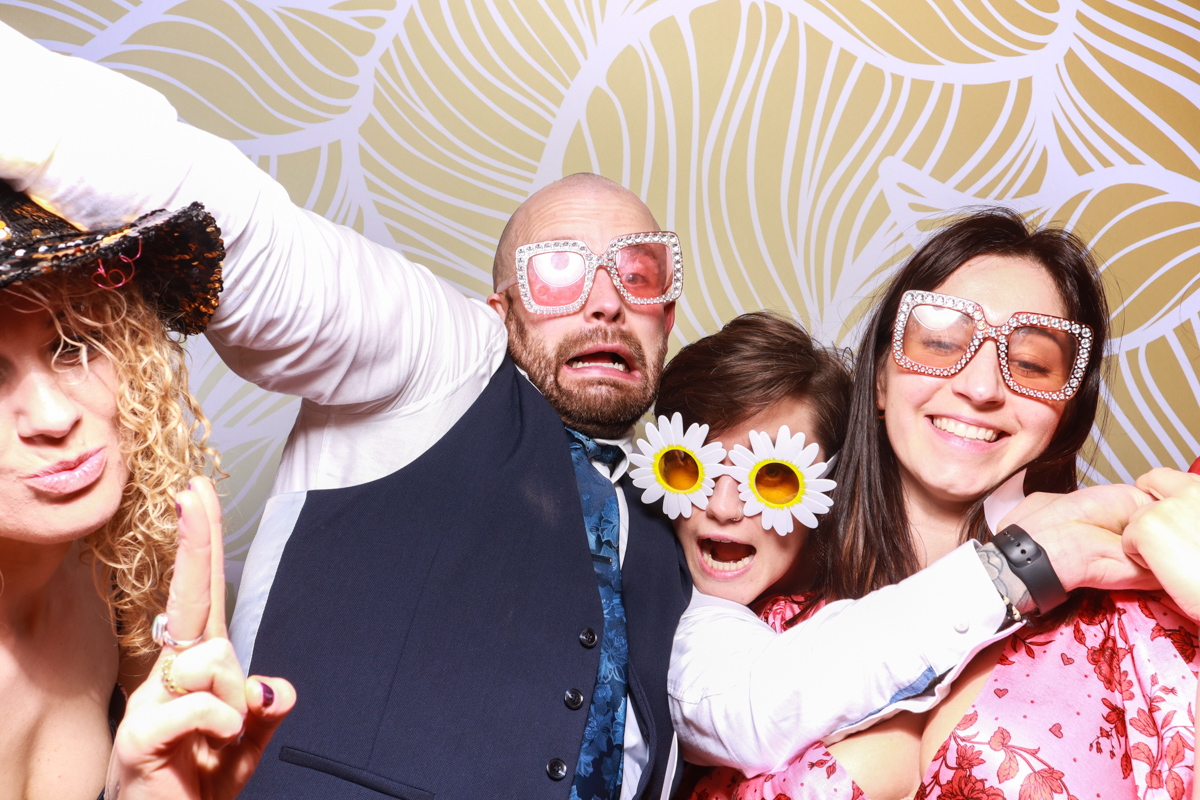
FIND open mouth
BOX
[931,416,1004,444]
[565,350,632,374]
[699,537,757,573]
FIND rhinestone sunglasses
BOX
[892,290,1093,401]
[497,231,684,315]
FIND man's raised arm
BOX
[0,22,502,408]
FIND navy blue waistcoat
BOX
[241,356,691,800]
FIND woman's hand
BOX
[105,477,296,800]
[1119,468,1200,800]
[1122,467,1200,620]
[1000,482,1157,593]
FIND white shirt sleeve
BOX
[0,21,503,412]
[668,542,1012,776]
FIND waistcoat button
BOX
[579,627,598,648]
[546,757,569,781]
[564,688,585,710]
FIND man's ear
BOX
[486,290,510,321]
[662,300,676,337]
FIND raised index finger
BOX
[161,483,215,649]
[188,476,229,640]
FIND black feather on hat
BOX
[0,182,224,335]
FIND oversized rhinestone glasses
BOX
[892,290,1093,401]
[498,231,684,315]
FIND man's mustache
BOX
[555,329,647,372]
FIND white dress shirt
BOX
[669,543,1012,776]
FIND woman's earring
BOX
[877,408,885,419]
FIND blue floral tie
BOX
[565,428,628,800]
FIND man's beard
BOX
[506,312,665,439]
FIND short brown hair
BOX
[655,311,851,453]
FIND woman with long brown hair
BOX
[669,209,1200,799]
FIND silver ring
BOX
[730,515,742,523]
[152,613,204,650]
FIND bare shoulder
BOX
[918,640,1008,772]
[826,708,927,800]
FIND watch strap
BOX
[993,524,1068,615]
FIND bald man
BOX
[0,22,1148,800]
[219,171,692,800]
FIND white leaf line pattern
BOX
[3,0,1197,566]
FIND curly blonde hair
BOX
[5,271,219,657]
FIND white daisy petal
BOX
[796,441,820,469]
[758,506,774,530]
[730,446,756,470]
[646,421,667,452]
[807,478,837,493]
[682,421,708,451]
[791,503,819,530]
[748,429,774,459]
[631,475,656,490]
[743,498,764,517]
[662,493,681,519]
[804,492,834,510]
[670,412,685,442]
[629,454,652,470]
[767,507,794,535]
[773,426,796,461]
[807,460,832,479]
[641,484,665,503]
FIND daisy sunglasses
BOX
[892,290,1093,401]
[628,414,836,536]
[497,231,684,315]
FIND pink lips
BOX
[25,448,107,495]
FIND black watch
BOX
[993,524,1068,615]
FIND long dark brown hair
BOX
[812,208,1109,605]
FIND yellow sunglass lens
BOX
[657,448,701,492]
[754,462,801,505]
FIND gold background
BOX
[4,0,1199,589]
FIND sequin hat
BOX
[0,182,224,335]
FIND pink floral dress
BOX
[683,591,1198,800]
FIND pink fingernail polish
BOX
[175,500,182,517]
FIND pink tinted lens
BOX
[615,242,673,298]
[527,250,587,307]
[902,304,975,368]
[1006,326,1078,392]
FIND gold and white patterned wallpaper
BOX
[4,0,1199,588]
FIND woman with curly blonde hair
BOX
[0,183,293,800]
